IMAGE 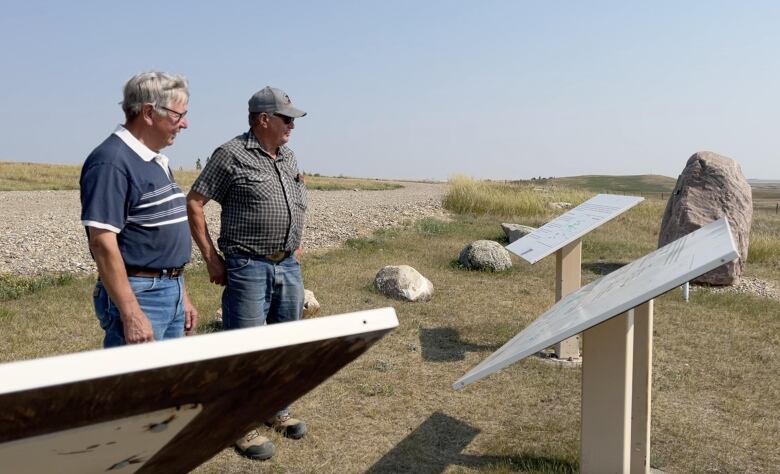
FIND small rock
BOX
[459,240,512,271]
[549,202,572,210]
[500,223,536,243]
[303,289,321,318]
[374,265,434,301]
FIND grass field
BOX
[550,174,678,195]
[0,161,402,191]
[0,174,778,472]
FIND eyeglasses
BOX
[157,105,188,123]
[274,114,294,125]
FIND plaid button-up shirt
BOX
[191,131,307,256]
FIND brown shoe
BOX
[265,414,307,439]
[235,429,275,461]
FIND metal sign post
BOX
[508,194,644,361]
[456,218,738,474]
[554,239,582,359]
[631,300,653,473]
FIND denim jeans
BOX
[93,275,185,348]
[222,252,304,417]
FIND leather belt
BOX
[125,266,185,278]
[264,251,292,263]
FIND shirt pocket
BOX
[283,170,307,210]
[235,172,275,202]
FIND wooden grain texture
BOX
[0,331,390,473]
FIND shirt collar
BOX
[113,125,170,171]
[245,130,288,161]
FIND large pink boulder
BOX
[658,151,752,285]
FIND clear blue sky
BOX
[1,1,778,180]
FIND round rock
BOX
[459,240,512,271]
[374,265,434,301]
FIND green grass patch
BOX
[748,216,780,265]
[551,174,677,195]
[414,217,454,235]
[0,273,75,301]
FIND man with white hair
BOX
[80,71,198,347]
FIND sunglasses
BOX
[274,114,294,125]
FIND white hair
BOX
[121,71,189,120]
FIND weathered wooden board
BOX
[0,309,398,473]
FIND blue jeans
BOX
[93,275,185,348]
[222,253,304,417]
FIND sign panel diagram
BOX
[455,218,738,390]
[507,194,644,264]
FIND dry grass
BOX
[443,176,590,220]
[1,177,778,473]
[0,161,83,190]
[0,161,402,192]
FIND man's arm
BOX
[186,190,226,286]
[88,228,154,343]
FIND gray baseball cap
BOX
[248,86,307,118]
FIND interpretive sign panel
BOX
[507,194,644,264]
[0,309,398,474]
[454,218,737,390]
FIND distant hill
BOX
[549,175,677,194]
[543,174,780,200]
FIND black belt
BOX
[125,266,185,278]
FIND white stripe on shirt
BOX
[134,193,186,209]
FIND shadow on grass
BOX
[419,327,500,362]
[582,261,626,276]
[366,412,577,473]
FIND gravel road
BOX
[0,182,447,276]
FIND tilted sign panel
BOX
[0,309,398,474]
[507,194,644,264]
[455,218,738,389]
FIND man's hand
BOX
[206,254,227,286]
[121,310,155,344]
[183,290,199,335]
[294,246,303,263]
[187,190,226,286]
[89,227,153,344]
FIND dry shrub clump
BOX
[443,176,590,219]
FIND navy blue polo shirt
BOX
[80,127,191,269]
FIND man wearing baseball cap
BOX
[187,86,308,461]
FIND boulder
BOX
[303,289,320,318]
[501,223,536,243]
[459,240,512,271]
[659,151,752,285]
[374,265,434,301]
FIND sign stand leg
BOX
[581,311,635,473]
[553,239,582,359]
[631,300,653,474]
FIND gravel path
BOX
[0,182,447,276]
